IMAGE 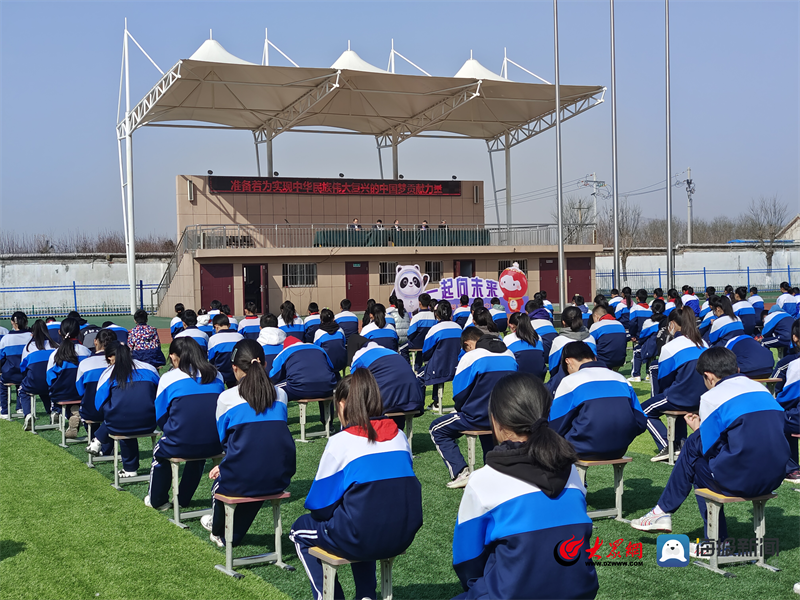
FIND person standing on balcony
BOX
[373,219,385,230]
[392,219,402,231]
[419,220,429,231]
[349,218,362,231]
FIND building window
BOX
[425,261,443,282]
[379,262,398,285]
[498,259,528,277]
[282,263,317,287]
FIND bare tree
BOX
[741,195,788,279]
[551,194,595,244]
[597,196,642,279]
[0,229,175,255]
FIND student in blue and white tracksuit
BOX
[303,303,321,343]
[200,339,296,547]
[489,304,508,334]
[629,289,654,382]
[170,304,186,338]
[572,295,591,328]
[452,372,598,600]
[771,320,800,398]
[546,307,597,395]
[207,314,244,388]
[237,302,261,340]
[540,291,554,321]
[589,305,627,370]
[0,311,32,417]
[146,337,225,511]
[278,301,305,338]
[665,288,682,316]
[407,293,436,373]
[528,300,558,360]
[102,322,129,345]
[256,314,286,373]
[551,342,647,459]
[291,370,423,600]
[421,302,462,409]
[0,326,6,345]
[430,328,517,488]
[18,320,55,429]
[47,318,92,429]
[640,309,707,461]
[749,287,765,325]
[614,293,632,330]
[313,309,348,374]
[93,342,160,476]
[503,312,546,380]
[708,297,774,378]
[77,329,118,456]
[699,287,716,320]
[197,313,215,337]
[631,347,794,539]
[777,282,799,318]
[776,350,800,468]
[454,295,471,328]
[761,307,794,355]
[361,304,399,352]
[173,310,209,351]
[46,318,62,344]
[334,299,359,344]
[732,287,756,336]
[639,300,669,378]
[681,286,701,318]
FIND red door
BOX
[200,264,234,310]
[567,257,592,302]
[345,262,370,311]
[539,257,559,304]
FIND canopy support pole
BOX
[376,138,384,179]
[610,0,621,289]
[391,130,399,180]
[124,19,137,315]
[505,132,512,232]
[487,148,502,226]
[665,0,674,289]
[266,128,274,177]
[254,135,261,176]
[553,0,568,310]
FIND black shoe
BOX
[650,447,670,462]
[426,401,440,411]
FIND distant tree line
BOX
[0,230,176,255]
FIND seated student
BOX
[361,303,399,352]
[651,287,665,303]
[237,302,261,340]
[664,288,681,316]
[463,298,484,330]
[489,299,508,333]
[776,348,800,481]
[589,304,627,370]
[749,286,765,325]
[18,320,56,430]
[207,314,244,388]
[628,289,654,382]
[173,310,209,350]
[573,295,591,327]
[207,300,223,319]
[680,285,701,318]
[221,305,238,332]
[65,311,96,345]
[608,288,622,310]
[546,307,597,394]
[201,340,296,547]
[0,324,6,345]
[641,309,707,462]
[614,290,632,331]
[128,310,166,369]
[698,304,716,341]
[361,299,376,332]
[776,281,799,318]
[771,320,800,395]
[0,311,32,419]
[78,329,118,456]
[351,340,425,429]
[699,287,716,320]
[145,337,225,511]
[170,303,186,338]
[503,312,546,380]
[761,307,794,356]
[430,327,517,489]
[593,294,608,309]
[196,310,215,337]
[453,294,471,328]
[551,342,647,458]
[387,296,411,360]
[709,296,774,378]
[303,302,321,343]
[101,321,129,345]
[291,371,422,600]
[539,290,554,320]
[407,293,436,372]
[278,301,304,338]
[334,299,359,344]
[732,287,756,336]
[256,313,286,373]
[638,299,669,380]
[47,318,92,437]
[313,309,347,374]
[631,347,794,540]
[452,372,598,600]
[421,302,463,410]
[527,297,558,360]
[92,341,159,477]
[46,317,62,344]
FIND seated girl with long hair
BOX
[19,319,56,430]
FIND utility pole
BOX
[578,173,606,245]
[685,167,695,245]
[664,0,674,289]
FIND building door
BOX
[243,264,269,314]
[539,257,559,304]
[345,262,370,311]
[200,264,234,310]
[453,259,475,278]
[567,257,592,302]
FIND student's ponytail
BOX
[395,298,407,318]
[560,306,584,332]
[335,370,383,443]
[373,303,387,328]
[711,295,738,320]
[435,301,452,322]
[667,288,682,308]
[231,339,275,414]
[169,337,218,384]
[669,308,703,347]
[489,373,577,472]
[54,317,81,367]
[105,341,134,388]
[510,312,539,346]
[27,320,52,352]
[281,301,297,328]
[362,299,376,327]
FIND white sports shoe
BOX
[200,514,214,532]
[0,412,10,421]
[50,412,60,426]
[446,469,470,489]
[23,414,33,431]
[627,375,642,383]
[630,509,672,532]
[144,495,171,511]
[118,470,139,478]
[86,438,103,456]
[209,533,224,548]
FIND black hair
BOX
[53,318,81,367]
[363,299,376,327]
[231,339,275,414]
[528,296,543,310]
[792,319,800,348]
[509,312,539,346]
[27,320,52,352]
[260,313,278,328]
[197,308,208,316]
[182,309,198,327]
[212,314,230,328]
[133,309,148,325]
[175,303,185,317]
[418,293,431,309]
[435,301,452,322]
[653,287,664,298]
[67,311,80,320]
[705,286,716,297]
[560,306,584,331]
[335,370,383,443]
[750,286,758,294]
[710,295,737,320]
[696,346,738,380]
[491,297,500,304]
[340,298,352,311]
[668,308,703,347]
[308,302,319,314]
[687,286,695,295]
[95,329,117,351]
[473,308,498,333]
[210,300,222,311]
[429,299,439,310]
[281,301,297,327]
[460,294,469,306]
[592,304,609,318]
[169,337,218,384]
[525,299,537,312]
[621,290,633,308]
[667,288,682,307]
[724,285,734,295]
[681,285,689,292]
[622,287,631,295]
[539,290,548,300]
[794,287,800,296]
[461,326,484,348]
[593,294,607,308]
[11,311,28,330]
[222,305,232,316]
[104,341,134,389]
[489,373,577,472]
[610,288,619,296]
[372,303,387,328]
[320,308,335,324]
[102,321,114,328]
[244,301,258,315]
[734,286,748,302]
[561,340,596,366]
[471,297,484,312]
[395,298,406,318]
[636,289,648,303]
[651,298,666,316]
[573,295,585,306]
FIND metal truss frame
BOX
[116,62,182,139]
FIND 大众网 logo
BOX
[554,535,585,566]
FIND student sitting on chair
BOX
[407,293,436,373]
[589,304,627,370]
[634,298,668,382]
[302,302,321,343]
[0,311,32,419]
[488,299,508,333]
[527,297,558,360]
[256,313,286,373]
[290,370,423,600]
[771,320,800,396]
[631,347,794,540]
[145,337,225,511]
[749,287,765,325]
[173,310,209,351]
[361,304,399,352]
[430,326,517,489]
[201,340,296,547]
[170,303,186,338]
[238,302,261,340]
[732,287,757,336]
[207,314,244,388]
[546,307,597,394]
[47,318,92,437]
[128,310,166,369]
[551,341,647,459]
[628,289,654,383]
[92,341,160,478]
[503,312,546,380]
[334,299,359,345]
[708,296,774,378]
[452,372,598,600]
[313,309,347,374]
[761,307,794,357]
[421,301,462,411]
[454,295,471,328]
[277,301,304,338]
[18,319,56,430]
[101,322,129,345]
[78,329,118,456]
[776,281,799,318]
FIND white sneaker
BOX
[446,469,470,489]
[50,412,59,426]
[86,438,103,456]
[23,414,33,431]
[118,470,138,478]
[793,582,800,595]
[627,375,642,383]
[0,413,10,421]
[209,533,224,548]
[200,514,214,532]
[144,495,171,511]
[630,509,672,532]
[14,409,23,416]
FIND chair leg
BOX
[321,563,338,600]
[299,403,307,442]
[706,501,720,572]
[59,404,68,448]
[113,440,121,490]
[405,414,414,454]
[30,394,37,435]
[171,462,185,528]
[322,400,331,438]
[667,416,676,466]
[271,499,293,570]
[86,422,94,467]
[467,436,476,473]
[576,464,587,486]
[225,503,236,575]
[613,464,625,521]
[381,556,395,600]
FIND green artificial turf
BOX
[2,344,798,600]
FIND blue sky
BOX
[1,0,798,237]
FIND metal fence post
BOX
[73,281,78,312]
[139,280,144,310]
[789,265,792,287]
[703,267,707,290]
[747,267,750,289]
[658,268,662,289]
